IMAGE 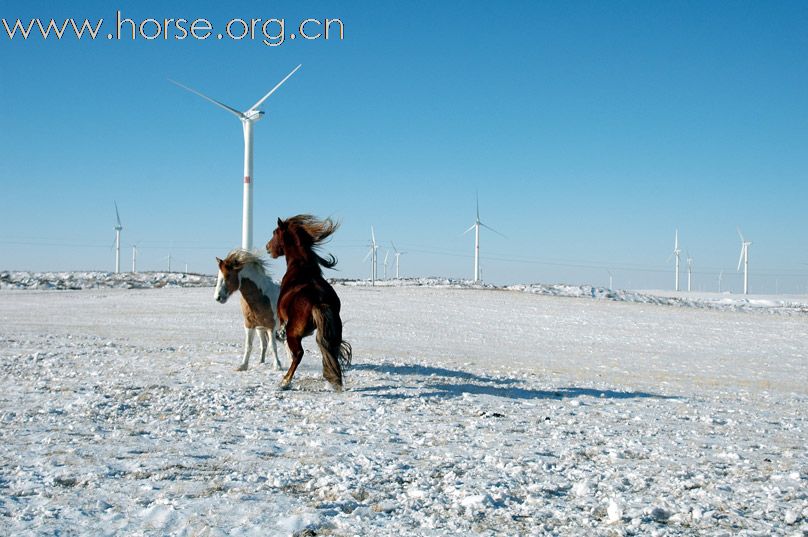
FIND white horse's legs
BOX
[258,328,268,364]
[237,327,254,371]
[267,328,282,370]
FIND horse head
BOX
[266,217,286,259]
[214,256,243,303]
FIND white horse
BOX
[214,249,285,371]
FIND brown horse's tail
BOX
[312,304,352,390]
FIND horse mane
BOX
[284,214,339,269]
[223,249,269,274]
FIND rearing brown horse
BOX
[266,215,352,390]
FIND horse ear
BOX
[215,257,223,266]
[277,217,284,229]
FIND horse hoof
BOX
[275,325,287,341]
[235,364,248,372]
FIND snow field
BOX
[0,286,806,535]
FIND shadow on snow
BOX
[350,363,679,401]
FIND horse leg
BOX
[237,327,254,371]
[267,327,282,370]
[279,336,304,390]
[258,328,268,364]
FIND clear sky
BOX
[2,0,807,293]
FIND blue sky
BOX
[1,1,807,293]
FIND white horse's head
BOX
[214,256,241,304]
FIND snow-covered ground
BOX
[0,271,216,291]
[1,284,806,535]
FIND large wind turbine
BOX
[669,229,682,291]
[464,194,504,283]
[391,241,406,279]
[737,228,752,295]
[170,65,301,250]
[363,226,379,285]
[113,202,122,274]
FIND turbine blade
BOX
[480,222,506,238]
[737,227,745,242]
[476,191,480,221]
[114,201,122,228]
[463,223,476,235]
[169,79,245,119]
[737,245,744,272]
[391,241,398,253]
[249,64,302,112]
[674,229,679,249]
[363,248,372,262]
[371,225,376,245]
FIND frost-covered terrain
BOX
[1,285,806,536]
[0,271,216,290]
[340,277,808,316]
[5,272,808,315]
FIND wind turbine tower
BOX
[686,252,693,292]
[364,226,379,286]
[131,244,138,273]
[113,202,123,274]
[737,228,752,295]
[391,242,406,279]
[383,250,390,280]
[464,194,504,283]
[171,65,301,250]
[670,229,681,291]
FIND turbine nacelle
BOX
[244,110,264,122]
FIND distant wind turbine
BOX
[131,244,138,273]
[113,202,123,274]
[383,250,390,280]
[363,226,379,286]
[718,270,723,293]
[464,194,504,283]
[686,252,693,292]
[391,241,406,279]
[737,228,752,295]
[170,64,302,250]
[668,229,681,291]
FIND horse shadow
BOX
[352,363,519,386]
[350,363,679,401]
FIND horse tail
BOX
[312,304,352,390]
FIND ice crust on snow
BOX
[0,285,806,535]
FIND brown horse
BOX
[266,215,352,390]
